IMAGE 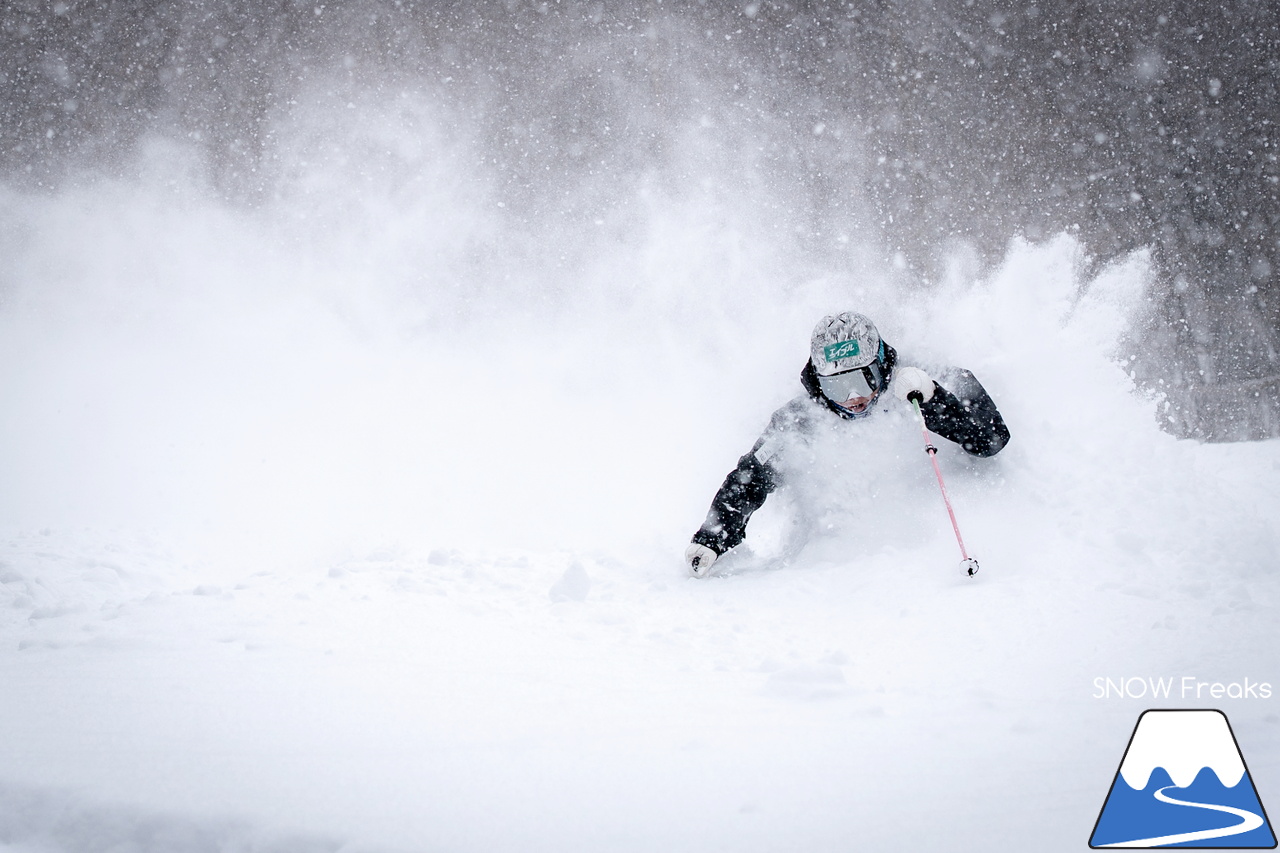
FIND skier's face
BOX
[818,363,883,412]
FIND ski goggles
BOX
[818,362,884,402]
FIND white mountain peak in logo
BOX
[1119,710,1246,790]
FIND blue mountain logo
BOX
[1090,709,1276,848]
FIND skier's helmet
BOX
[810,312,889,417]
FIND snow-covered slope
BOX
[1,172,1278,853]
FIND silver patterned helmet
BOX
[810,312,888,417]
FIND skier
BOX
[685,311,1010,577]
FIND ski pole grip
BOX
[907,390,924,405]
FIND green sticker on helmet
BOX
[823,339,860,362]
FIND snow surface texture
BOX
[2,155,1279,853]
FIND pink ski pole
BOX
[909,393,980,576]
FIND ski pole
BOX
[908,392,980,577]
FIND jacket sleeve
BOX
[689,400,809,555]
[919,369,1011,457]
[690,446,779,555]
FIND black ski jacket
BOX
[691,346,1010,556]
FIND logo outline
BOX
[1090,708,1277,849]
